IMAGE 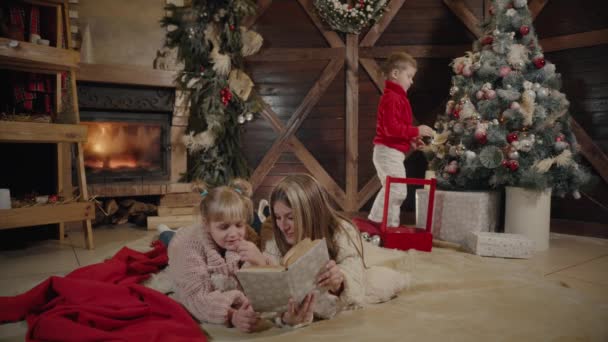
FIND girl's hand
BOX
[281,293,316,326]
[237,240,267,266]
[230,302,260,333]
[317,260,344,295]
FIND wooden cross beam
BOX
[443,0,482,38]
[528,0,549,20]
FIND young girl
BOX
[161,179,263,333]
[259,174,366,324]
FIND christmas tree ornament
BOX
[475,129,488,144]
[465,150,477,161]
[240,27,264,57]
[445,100,455,114]
[245,112,254,121]
[514,0,527,8]
[462,65,473,77]
[510,102,521,110]
[507,44,530,70]
[480,146,504,168]
[489,5,495,15]
[508,159,519,171]
[371,235,382,246]
[452,109,460,119]
[508,150,520,160]
[507,132,519,143]
[499,65,512,77]
[533,56,546,69]
[486,89,497,100]
[476,90,485,100]
[572,190,581,200]
[453,123,464,134]
[361,232,371,242]
[506,8,517,17]
[520,25,530,36]
[450,86,459,96]
[446,161,459,174]
[481,36,494,45]
[237,115,246,124]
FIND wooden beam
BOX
[540,29,608,53]
[528,0,549,21]
[360,0,408,47]
[0,121,87,143]
[443,0,482,38]
[357,177,381,210]
[251,57,344,190]
[360,44,469,59]
[77,63,176,88]
[345,34,359,212]
[243,0,273,29]
[297,0,345,48]
[570,118,608,185]
[0,37,80,71]
[0,202,94,230]
[246,47,345,62]
[289,139,347,209]
[360,58,385,93]
[259,106,347,208]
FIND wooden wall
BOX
[242,0,608,229]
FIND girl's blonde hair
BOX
[269,174,352,260]
[381,52,417,78]
[195,178,254,224]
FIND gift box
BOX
[465,231,534,259]
[415,189,500,245]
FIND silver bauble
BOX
[508,151,520,160]
[245,112,254,121]
[237,115,246,124]
[371,235,381,246]
[449,86,459,96]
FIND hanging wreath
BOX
[314,0,389,34]
[161,0,264,185]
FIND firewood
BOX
[130,213,148,227]
[105,199,119,216]
[128,201,148,215]
[119,199,136,208]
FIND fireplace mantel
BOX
[77,63,177,88]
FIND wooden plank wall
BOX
[242,0,608,227]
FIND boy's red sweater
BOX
[373,80,419,153]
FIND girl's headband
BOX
[200,187,242,198]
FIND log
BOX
[105,199,119,216]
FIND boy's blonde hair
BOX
[196,178,254,225]
[269,174,352,260]
[381,52,417,78]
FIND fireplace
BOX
[77,82,189,197]
[80,112,171,183]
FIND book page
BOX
[236,270,290,312]
[287,239,330,304]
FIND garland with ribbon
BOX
[161,0,264,186]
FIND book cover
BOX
[236,238,329,312]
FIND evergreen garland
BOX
[161,0,263,186]
[314,0,388,34]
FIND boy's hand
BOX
[230,302,260,333]
[418,125,434,137]
[281,293,316,326]
[236,240,266,266]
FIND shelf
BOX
[0,38,80,72]
[0,202,94,230]
[0,121,88,143]
[77,63,177,88]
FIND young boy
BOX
[368,52,434,228]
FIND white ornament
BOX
[506,9,517,17]
[465,150,477,161]
[237,115,246,124]
[449,86,459,96]
[371,235,381,246]
[245,112,254,121]
[514,0,527,8]
[533,83,541,90]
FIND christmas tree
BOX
[428,0,589,197]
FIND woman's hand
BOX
[317,260,344,295]
[230,302,259,333]
[281,293,316,326]
[236,240,267,266]
[418,124,435,137]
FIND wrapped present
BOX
[465,231,534,259]
[415,189,500,245]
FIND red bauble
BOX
[229,24,235,31]
[452,109,461,119]
[502,160,510,168]
[520,25,530,36]
[533,57,546,69]
[475,131,488,144]
[555,135,564,142]
[509,160,519,171]
[507,132,519,143]
[49,195,58,203]
[481,36,494,45]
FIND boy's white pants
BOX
[368,144,407,227]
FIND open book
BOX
[236,238,329,312]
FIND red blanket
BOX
[0,241,206,342]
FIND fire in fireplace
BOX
[83,121,162,172]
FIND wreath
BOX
[314,0,389,34]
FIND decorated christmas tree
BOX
[161,0,263,185]
[428,0,589,197]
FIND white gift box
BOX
[415,189,500,245]
[465,231,534,259]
